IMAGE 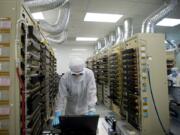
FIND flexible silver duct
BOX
[94,41,101,53]
[109,32,116,46]
[47,31,67,44]
[25,0,70,44]
[103,37,108,48]
[106,35,111,47]
[97,41,102,50]
[106,33,115,47]
[115,25,124,44]
[124,18,133,41]
[25,0,66,13]
[141,0,178,33]
[38,2,70,35]
[99,38,107,51]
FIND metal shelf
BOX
[0,72,9,76]
[0,57,10,62]
[27,39,41,51]
[0,86,9,90]
[0,42,10,47]
[0,100,9,105]
[0,28,10,33]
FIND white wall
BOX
[53,45,95,74]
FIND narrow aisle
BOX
[96,104,112,118]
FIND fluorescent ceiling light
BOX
[84,12,123,23]
[156,18,180,27]
[76,37,98,41]
[32,12,44,20]
[69,53,83,56]
[72,48,87,51]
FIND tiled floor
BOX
[96,104,180,135]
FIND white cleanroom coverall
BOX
[55,68,97,115]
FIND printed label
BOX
[143,106,148,110]
[0,21,11,29]
[0,107,10,115]
[141,47,146,51]
[141,53,146,57]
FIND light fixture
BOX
[76,37,98,41]
[69,53,83,56]
[32,12,44,20]
[72,48,87,51]
[156,18,180,27]
[84,12,123,23]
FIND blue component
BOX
[52,112,61,126]
[86,111,96,115]
[143,97,148,102]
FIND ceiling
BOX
[42,0,180,46]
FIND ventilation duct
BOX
[38,2,70,35]
[109,32,116,46]
[25,0,70,44]
[103,37,108,48]
[24,0,66,13]
[47,31,67,44]
[94,45,98,54]
[95,41,102,53]
[97,41,102,50]
[99,38,107,51]
[115,25,124,44]
[141,0,178,33]
[123,18,133,41]
[106,35,111,47]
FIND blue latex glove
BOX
[86,111,96,115]
[52,112,61,126]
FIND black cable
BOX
[147,67,168,135]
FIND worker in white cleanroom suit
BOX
[52,57,97,126]
[168,67,180,86]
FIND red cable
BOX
[16,68,26,135]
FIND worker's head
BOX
[69,57,85,76]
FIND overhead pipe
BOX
[106,36,111,48]
[109,32,116,46]
[105,34,112,47]
[141,0,178,33]
[38,2,70,35]
[115,25,124,44]
[99,37,107,52]
[47,31,67,44]
[25,0,70,44]
[94,45,98,54]
[97,41,102,50]
[123,18,133,41]
[24,0,67,13]
[94,41,102,53]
